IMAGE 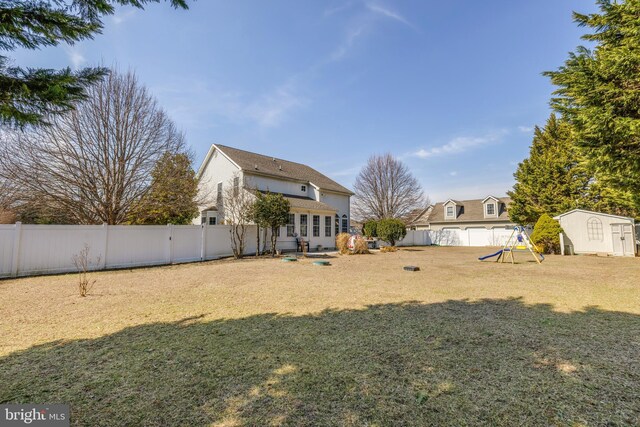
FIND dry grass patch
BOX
[0,247,639,426]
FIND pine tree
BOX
[128,152,198,225]
[0,0,188,127]
[508,114,591,225]
[545,0,640,213]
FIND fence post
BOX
[167,224,174,264]
[10,222,22,277]
[100,223,108,270]
[200,224,206,261]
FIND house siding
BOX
[195,145,351,251]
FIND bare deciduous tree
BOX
[0,69,185,224]
[353,153,427,220]
[223,174,255,259]
[0,175,17,223]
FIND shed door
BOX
[611,224,635,257]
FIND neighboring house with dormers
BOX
[194,144,353,250]
[428,196,514,230]
[405,196,516,246]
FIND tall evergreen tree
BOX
[0,0,188,127]
[508,114,591,225]
[545,0,640,213]
[128,152,199,225]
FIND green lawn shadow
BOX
[1,299,639,426]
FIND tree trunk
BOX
[256,224,260,257]
[270,226,278,256]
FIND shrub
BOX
[351,236,370,254]
[531,214,563,254]
[376,218,406,246]
[363,220,378,238]
[336,233,351,254]
[72,244,100,297]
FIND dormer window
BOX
[486,203,495,216]
[446,206,455,218]
[301,185,307,192]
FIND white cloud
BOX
[414,130,508,159]
[330,25,366,61]
[449,171,458,176]
[327,1,417,63]
[365,2,415,29]
[65,47,86,69]
[244,82,308,128]
[324,2,354,17]
[518,125,534,133]
[112,9,137,25]
[154,78,307,130]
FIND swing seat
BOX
[515,245,527,250]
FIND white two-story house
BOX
[194,144,353,250]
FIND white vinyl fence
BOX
[0,224,521,279]
[0,223,261,278]
[396,228,515,248]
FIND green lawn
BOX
[1,247,638,426]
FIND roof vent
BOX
[254,164,258,170]
[272,157,276,161]
[278,165,282,170]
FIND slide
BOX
[478,249,503,261]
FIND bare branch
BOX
[352,153,428,221]
[0,69,184,224]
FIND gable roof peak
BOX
[207,143,353,195]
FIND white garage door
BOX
[467,228,490,247]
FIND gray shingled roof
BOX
[253,191,337,212]
[283,195,337,212]
[427,197,512,223]
[404,206,433,226]
[216,144,353,195]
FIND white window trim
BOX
[445,205,455,219]
[485,203,496,216]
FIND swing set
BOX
[478,226,544,264]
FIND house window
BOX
[301,185,307,192]
[286,214,295,237]
[209,217,217,225]
[446,206,455,218]
[341,214,348,233]
[587,217,603,241]
[324,216,332,237]
[486,203,495,216]
[300,214,308,237]
[335,214,340,236]
[201,216,206,225]
[313,215,320,237]
[233,176,239,197]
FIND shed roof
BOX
[553,209,635,222]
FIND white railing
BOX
[0,223,260,278]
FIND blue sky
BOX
[14,0,597,202]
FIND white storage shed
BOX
[554,209,637,257]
